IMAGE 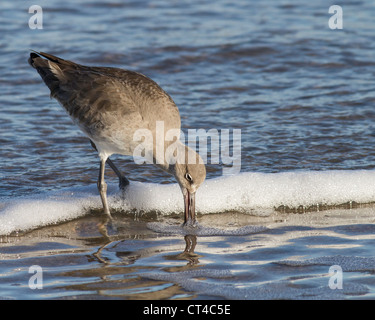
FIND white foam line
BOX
[115,170,375,214]
[197,170,375,212]
[1,170,375,235]
[0,185,101,235]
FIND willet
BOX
[29,51,206,225]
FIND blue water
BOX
[1,0,375,300]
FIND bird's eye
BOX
[185,173,193,182]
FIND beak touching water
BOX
[183,190,196,226]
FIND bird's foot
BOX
[182,218,199,228]
[102,207,112,218]
[119,177,130,191]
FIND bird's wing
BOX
[29,51,181,133]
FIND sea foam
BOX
[1,170,375,235]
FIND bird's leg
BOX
[98,157,111,217]
[106,158,130,190]
[90,140,129,190]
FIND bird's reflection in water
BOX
[166,235,201,266]
[92,215,122,264]
[93,217,202,266]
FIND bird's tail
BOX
[28,50,74,68]
[28,50,76,99]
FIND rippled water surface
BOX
[1,0,375,300]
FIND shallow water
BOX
[2,210,375,300]
[1,0,375,300]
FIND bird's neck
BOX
[154,140,192,174]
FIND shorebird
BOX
[29,51,206,225]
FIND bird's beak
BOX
[183,190,196,226]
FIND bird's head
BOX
[173,145,206,226]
